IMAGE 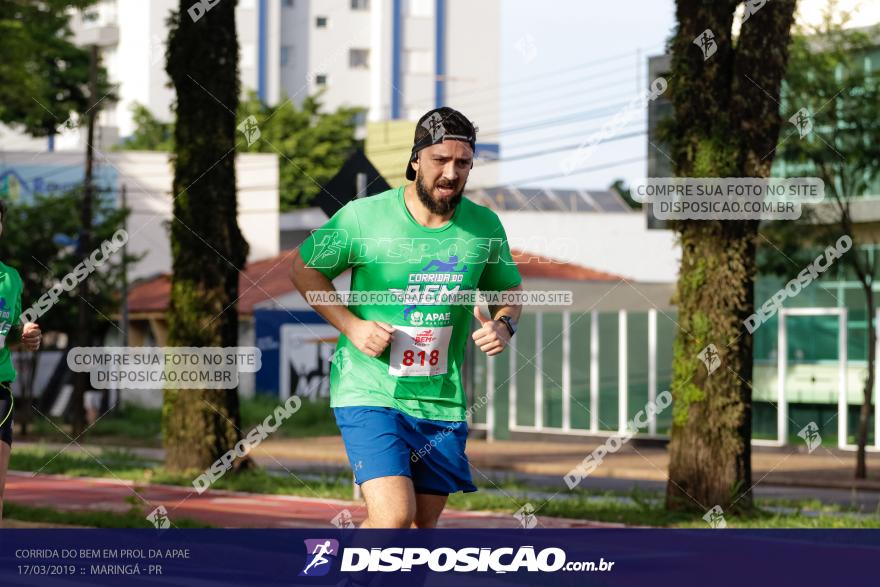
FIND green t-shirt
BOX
[0,262,23,382]
[298,186,522,421]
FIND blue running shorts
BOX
[333,406,478,495]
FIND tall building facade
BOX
[5,0,500,168]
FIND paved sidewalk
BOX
[4,472,622,529]
[16,436,880,492]
[8,438,880,528]
[252,436,880,491]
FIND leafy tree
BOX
[0,190,134,340]
[663,0,798,514]
[162,0,249,471]
[238,91,362,209]
[0,0,115,138]
[120,92,363,210]
[117,104,174,151]
[0,188,138,434]
[769,6,880,478]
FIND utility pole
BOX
[72,44,99,436]
[114,184,129,410]
[120,184,128,348]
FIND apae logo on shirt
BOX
[398,256,465,326]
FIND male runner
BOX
[291,107,523,528]
[0,199,43,521]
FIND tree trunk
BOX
[162,0,249,471]
[665,0,797,513]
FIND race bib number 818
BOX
[388,325,452,377]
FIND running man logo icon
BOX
[514,33,538,64]
[693,29,717,60]
[146,505,171,529]
[308,229,348,268]
[742,0,769,22]
[331,348,353,375]
[421,112,447,141]
[514,503,538,529]
[697,344,721,375]
[331,509,356,529]
[414,330,435,346]
[237,115,261,147]
[421,255,468,273]
[797,421,822,453]
[299,539,339,577]
[789,108,813,139]
[703,505,727,529]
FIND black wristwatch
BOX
[496,315,517,336]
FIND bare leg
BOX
[412,493,448,528]
[0,440,10,522]
[359,476,416,528]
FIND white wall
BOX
[496,210,680,283]
[115,151,280,280]
[0,150,280,281]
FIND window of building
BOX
[316,16,328,28]
[407,0,432,17]
[283,0,294,7]
[281,46,291,67]
[315,74,328,86]
[404,49,431,74]
[349,48,370,69]
[351,0,369,10]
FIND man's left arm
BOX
[488,282,522,326]
[473,218,523,356]
[472,283,523,357]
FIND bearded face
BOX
[411,140,473,215]
[415,167,464,215]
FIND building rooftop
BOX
[466,187,633,212]
[127,248,622,317]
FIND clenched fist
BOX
[346,318,394,358]
[21,322,41,352]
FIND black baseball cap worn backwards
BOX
[406,107,478,181]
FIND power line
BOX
[501,119,645,153]
[483,101,637,139]
[401,43,664,109]
[505,155,646,186]
[369,97,648,156]
[414,63,641,114]
[423,73,641,126]
[366,98,639,158]
[484,129,646,164]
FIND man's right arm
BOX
[289,248,394,358]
